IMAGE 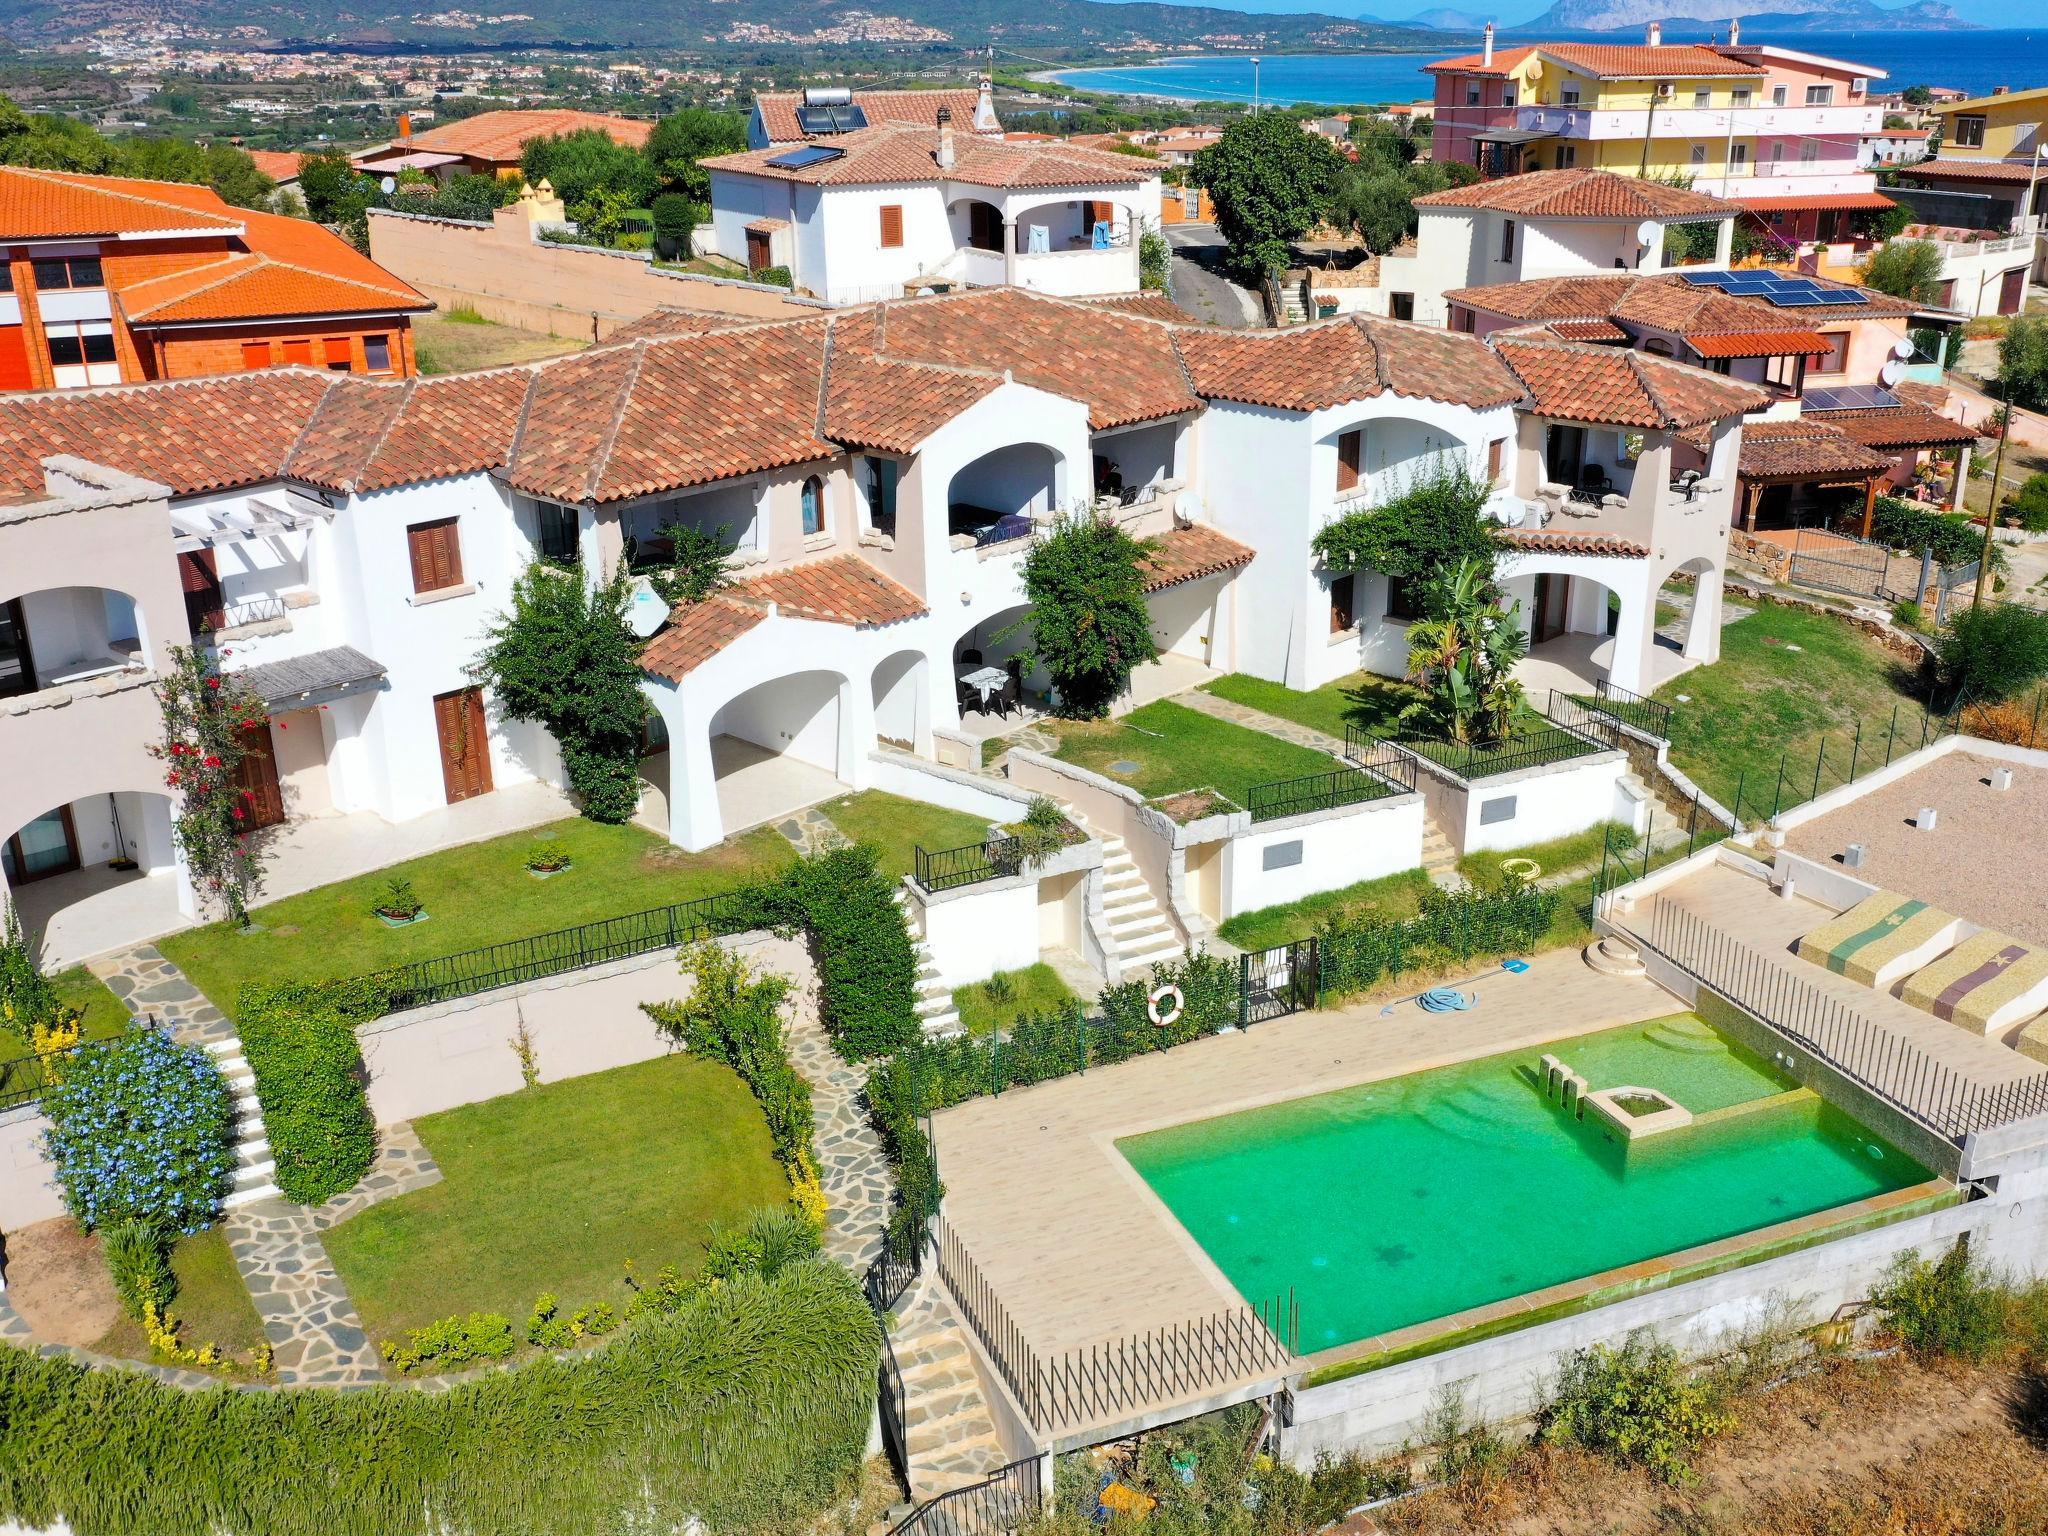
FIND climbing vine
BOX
[146,644,271,926]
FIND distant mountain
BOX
[1520,0,1973,31]
[0,0,1450,52]
[1356,6,1490,26]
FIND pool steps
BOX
[1582,934,1648,979]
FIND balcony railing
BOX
[912,835,1026,894]
[1348,704,1613,785]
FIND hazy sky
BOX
[1089,0,2008,27]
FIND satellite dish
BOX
[1637,220,1660,249]
[624,577,668,639]
[380,175,396,195]
[1891,335,1916,361]
[1879,359,1905,388]
[1527,58,1543,80]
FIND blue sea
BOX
[1051,29,2048,107]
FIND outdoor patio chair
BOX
[959,647,984,666]
[1578,463,1611,496]
[994,673,1020,718]
[956,678,983,717]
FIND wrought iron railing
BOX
[0,1030,123,1112]
[1349,705,1611,786]
[1628,900,2048,1144]
[363,890,760,1013]
[912,836,1026,894]
[1588,677,1675,740]
[888,1454,1044,1536]
[1243,765,1399,823]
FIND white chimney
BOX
[1728,16,1740,45]
[976,74,996,131]
[936,105,955,170]
[1646,20,1662,46]
[1483,21,1495,67]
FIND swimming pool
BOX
[1117,1016,1933,1353]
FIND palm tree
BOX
[1400,557,1528,746]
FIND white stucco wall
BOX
[1220,795,1426,918]
[1448,750,1631,854]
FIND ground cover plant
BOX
[321,1053,788,1343]
[1215,868,1432,952]
[236,978,384,1204]
[953,963,1079,1037]
[1202,670,1421,743]
[1045,700,1340,814]
[91,1226,266,1367]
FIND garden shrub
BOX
[41,1026,234,1232]
[383,1311,519,1375]
[524,1294,617,1350]
[1932,601,2048,708]
[698,1207,821,1285]
[0,1258,877,1536]
[1319,881,1557,999]
[236,979,385,1205]
[0,905,80,1058]
[1869,496,1986,566]
[1872,1240,2011,1362]
[1541,1332,1732,1484]
[2010,472,2048,533]
[753,263,793,288]
[101,1218,173,1320]
[1005,512,1159,719]
[769,844,919,1060]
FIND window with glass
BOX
[1328,573,1356,633]
[363,334,393,373]
[1805,84,1834,106]
[1691,145,1708,167]
[1813,331,1850,374]
[0,598,32,698]
[1764,352,1804,392]
[1772,86,1788,106]
[1953,115,1986,149]
[46,327,115,369]
[1466,86,1481,106]
[1499,219,1516,263]
[1561,86,1580,105]
[31,254,102,290]
[536,502,580,565]
[1801,139,1820,164]
[1555,145,1577,169]
[1385,575,1424,623]
[801,475,825,536]
[863,456,898,534]
[0,264,13,294]
[1731,87,1752,107]
[2,806,78,884]
[1730,143,1750,169]
[1693,87,1711,108]
[1501,87,1517,107]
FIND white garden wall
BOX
[1219,795,1425,919]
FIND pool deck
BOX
[930,945,1677,1422]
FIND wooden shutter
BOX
[407,518,463,594]
[324,336,353,367]
[1085,200,1112,231]
[879,205,904,248]
[0,326,30,392]
[179,548,225,635]
[282,338,313,366]
[1336,429,1363,493]
[1487,438,1505,482]
[241,341,271,369]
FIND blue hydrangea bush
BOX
[41,1027,235,1233]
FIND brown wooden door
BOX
[233,721,286,829]
[1532,574,1571,645]
[179,548,225,637]
[745,228,771,272]
[434,687,493,804]
[1999,266,2027,315]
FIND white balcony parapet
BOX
[1516,103,1882,143]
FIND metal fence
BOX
[1240,938,1319,1025]
[1243,764,1400,823]
[913,836,1026,894]
[935,1212,1297,1439]
[1357,705,1613,785]
[1786,527,1892,599]
[0,1030,123,1112]
[364,889,760,1013]
[1588,677,1674,740]
[889,1455,1044,1536]
[1630,900,2048,1144]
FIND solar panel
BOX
[795,103,869,135]
[1679,268,1738,285]
[1804,384,1898,412]
[766,144,845,169]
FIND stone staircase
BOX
[205,1036,281,1208]
[893,887,964,1036]
[1625,771,1687,850]
[1095,829,1186,974]
[1422,812,1462,889]
[1583,932,1648,979]
[894,1277,1008,1500]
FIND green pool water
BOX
[1118,1016,1932,1352]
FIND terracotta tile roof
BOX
[1895,379,1950,411]
[1497,527,1649,558]
[1547,318,1628,342]
[1687,329,1835,358]
[0,371,336,500]
[1428,42,1760,77]
[702,124,1154,189]
[397,109,652,163]
[1807,404,1980,450]
[1075,293,1189,322]
[1414,168,1739,220]
[1450,271,1915,330]
[1140,524,1255,590]
[0,165,243,238]
[822,350,1003,454]
[840,289,1198,430]
[601,308,756,343]
[754,88,986,144]
[1491,335,1768,428]
[1424,43,1539,77]
[1735,192,1898,212]
[731,552,925,626]
[115,204,427,325]
[1692,417,1894,479]
[287,369,531,492]
[639,597,766,683]
[1176,314,1525,413]
[1905,158,2041,182]
[244,150,305,181]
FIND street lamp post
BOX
[1251,56,1261,115]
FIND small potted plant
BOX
[373,877,427,927]
[525,839,573,878]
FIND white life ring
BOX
[1147,983,1185,1028]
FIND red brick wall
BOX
[144,315,417,381]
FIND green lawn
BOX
[1454,821,1637,889]
[1201,671,1421,743]
[953,962,1079,1037]
[819,790,997,882]
[1044,701,1343,817]
[49,965,128,1042]
[323,1055,789,1346]
[1651,603,1929,815]
[94,1227,264,1362]
[1215,867,1432,951]
[159,818,795,1017]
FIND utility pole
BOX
[1251,56,1262,115]
[1975,368,2013,606]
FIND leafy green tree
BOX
[0,95,120,173]
[1932,600,2048,707]
[1329,169,1413,254]
[1195,111,1347,280]
[120,137,274,210]
[1401,558,1528,746]
[1347,118,1416,174]
[1860,239,1946,305]
[1903,84,1934,105]
[472,564,651,822]
[520,127,656,212]
[1006,513,1159,719]
[570,183,638,245]
[650,190,698,259]
[1311,458,1499,586]
[297,146,379,240]
[1998,312,2048,414]
[1138,225,1171,291]
[644,106,746,202]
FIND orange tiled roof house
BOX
[352,108,655,181]
[0,287,1755,970]
[0,167,429,393]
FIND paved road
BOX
[1164,225,1262,328]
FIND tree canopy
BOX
[1860,239,1946,305]
[644,107,747,203]
[1195,112,1348,280]
[1310,458,1500,587]
[1006,513,1160,719]
[1998,312,2048,415]
[520,127,658,213]
[0,93,274,210]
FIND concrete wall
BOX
[0,1103,65,1231]
[1220,794,1426,920]
[1417,748,1630,855]
[366,207,818,340]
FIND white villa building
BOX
[703,94,1162,304]
[1351,168,1741,328]
[0,287,1753,977]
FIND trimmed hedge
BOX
[1319,882,1557,999]
[236,979,386,1205]
[0,1258,877,1536]
[760,845,920,1061]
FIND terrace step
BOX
[1583,935,1648,979]
[1421,814,1462,890]
[893,1281,1008,1502]
[202,1033,282,1213]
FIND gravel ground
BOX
[1785,749,2048,946]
